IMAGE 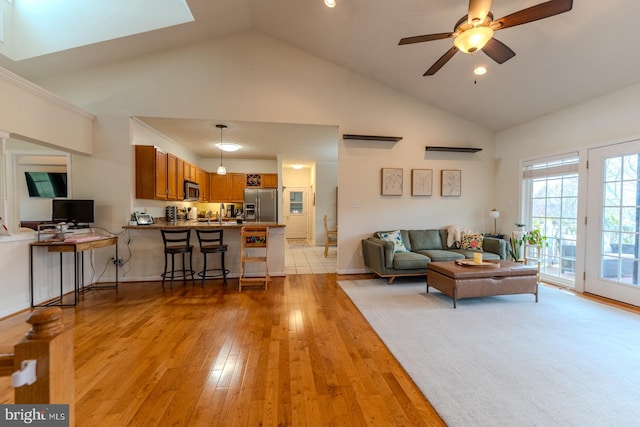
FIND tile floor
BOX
[285,239,336,274]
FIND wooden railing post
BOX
[13,307,75,426]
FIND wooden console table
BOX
[30,236,118,307]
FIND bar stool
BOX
[160,229,195,288]
[196,229,229,287]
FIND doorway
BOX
[284,187,308,239]
[586,139,640,306]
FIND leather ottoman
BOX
[426,260,539,308]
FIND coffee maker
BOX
[226,205,235,218]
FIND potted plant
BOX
[524,229,548,248]
[509,223,527,262]
[509,235,524,262]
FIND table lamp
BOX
[489,209,500,234]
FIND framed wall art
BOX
[411,169,433,196]
[381,168,403,196]
[441,169,461,197]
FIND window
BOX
[523,154,579,286]
[601,154,640,284]
[289,191,304,214]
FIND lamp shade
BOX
[216,165,227,175]
[489,209,500,234]
[454,26,493,53]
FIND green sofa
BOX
[362,229,508,284]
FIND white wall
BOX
[33,31,496,277]
[0,68,93,153]
[494,82,640,292]
[315,162,337,245]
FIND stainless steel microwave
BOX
[184,180,200,201]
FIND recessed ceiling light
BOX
[216,142,241,152]
[474,65,487,76]
[324,0,336,8]
[291,164,304,170]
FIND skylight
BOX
[0,0,194,61]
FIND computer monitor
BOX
[51,199,94,228]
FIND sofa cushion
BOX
[377,230,409,253]
[408,230,442,251]
[439,229,450,249]
[375,230,411,252]
[461,232,484,251]
[450,249,501,261]
[393,251,430,270]
[415,249,464,262]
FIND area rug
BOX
[337,279,640,427]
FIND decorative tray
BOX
[455,259,500,267]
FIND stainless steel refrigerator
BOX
[243,188,277,222]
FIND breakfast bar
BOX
[122,220,286,282]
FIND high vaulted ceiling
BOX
[1,0,638,137]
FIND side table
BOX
[30,236,118,307]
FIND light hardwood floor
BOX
[0,274,445,426]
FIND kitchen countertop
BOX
[123,219,285,229]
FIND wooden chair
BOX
[323,214,337,257]
[239,225,269,291]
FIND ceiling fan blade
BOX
[492,0,573,31]
[482,38,516,64]
[424,47,459,76]
[399,32,453,45]
[468,0,493,25]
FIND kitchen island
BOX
[122,220,286,283]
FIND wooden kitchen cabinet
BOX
[262,173,278,188]
[185,162,196,182]
[209,172,245,202]
[177,159,185,194]
[154,149,168,199]
[197,167,209,202]
[209,173,229,202]
[245,173,278,188]
[136,145,276,202]
[167,153,178,200]
[135,145,175,200]
[229,173,246,202]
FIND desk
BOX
[30,236,118,307]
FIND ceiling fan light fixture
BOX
[474,65,487,75]
[454,26,493,53]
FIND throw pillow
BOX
[461,232,484,251]
[378,230,409,253]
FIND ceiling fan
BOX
[399,0,573,76]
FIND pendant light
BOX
[216,124,227,175]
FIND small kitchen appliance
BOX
[165,206,178,222]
